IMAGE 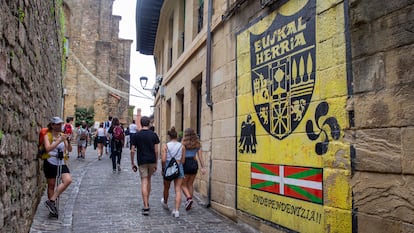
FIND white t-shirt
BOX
[47,140,66,165]
[129,123,138,134]
[166,141,183,161]
[97,127,106,137]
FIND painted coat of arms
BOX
[250,0,316,140]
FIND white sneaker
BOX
[161,198,169,210]
[172,210,179,218]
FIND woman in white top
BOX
[43,117,72,217]
[161,127,185,218]
[94,122,107,160]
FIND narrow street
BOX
[29,145,257,233]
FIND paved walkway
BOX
[30,145,257,233]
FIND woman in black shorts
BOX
[94,122,107,160]
[181,128,206,211]
[43,117,73,217]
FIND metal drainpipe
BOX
[206,0,213,109]
[206,0,213,208]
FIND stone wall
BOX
[350,1,414,232]
[0,1,64,232]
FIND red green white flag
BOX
[251,163,323,204]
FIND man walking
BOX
[127,120,138,148]
[129,120,138,136]
[130,116,160,215]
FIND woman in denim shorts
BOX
[161,127,185,218]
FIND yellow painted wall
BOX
[236,0,352,232]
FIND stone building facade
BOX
[137,0,414,232]
[0,1,64,232]
[63,0,132,124]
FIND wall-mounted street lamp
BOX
[139,76,153,91]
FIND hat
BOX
[50,116,64,124]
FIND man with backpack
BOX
[63,117,73,135]
[77,121,89,159]
[63,117,74,155]
[108,117,124,173]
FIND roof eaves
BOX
[136,0,163,55]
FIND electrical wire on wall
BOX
[116,74,153,100]
[69,50,153,100]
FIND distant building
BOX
[62,0,132,124]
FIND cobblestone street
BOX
[30,146,257,233]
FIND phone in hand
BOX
[132,165,138,172]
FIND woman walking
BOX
[181,128,206,210]
[108,117,124,172]
[161,127,185,217]
[94,122,107,160]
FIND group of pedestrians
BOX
[41,115,205,219]
[130,117,205,218]
[93,116,125,172]
[62,117,92,160]
[41,116,110,218]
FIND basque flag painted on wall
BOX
[251,163,323,204]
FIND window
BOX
[180,0,186,53]
[168,14,174,68]
[168,47,173,68]
[196,81,202,137]
[197,0,204,33]
[175,89,184,133]
[166,99,171,131]
[191,74,202,137]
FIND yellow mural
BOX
[236,0,352,232]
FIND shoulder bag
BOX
[164,145,180,181]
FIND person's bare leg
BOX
[141,177,150,208]
[163,180,171,202]
[187,174,196,197]
[181,176,191,198]
[47,178,56,200]
[51,173,72,201]
[97,143,102,157]
[174,178,183,211]
[148,175,152,196]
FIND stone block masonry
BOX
[349,1,414,232]
[0,1,64,232]
[62,0,132,124]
